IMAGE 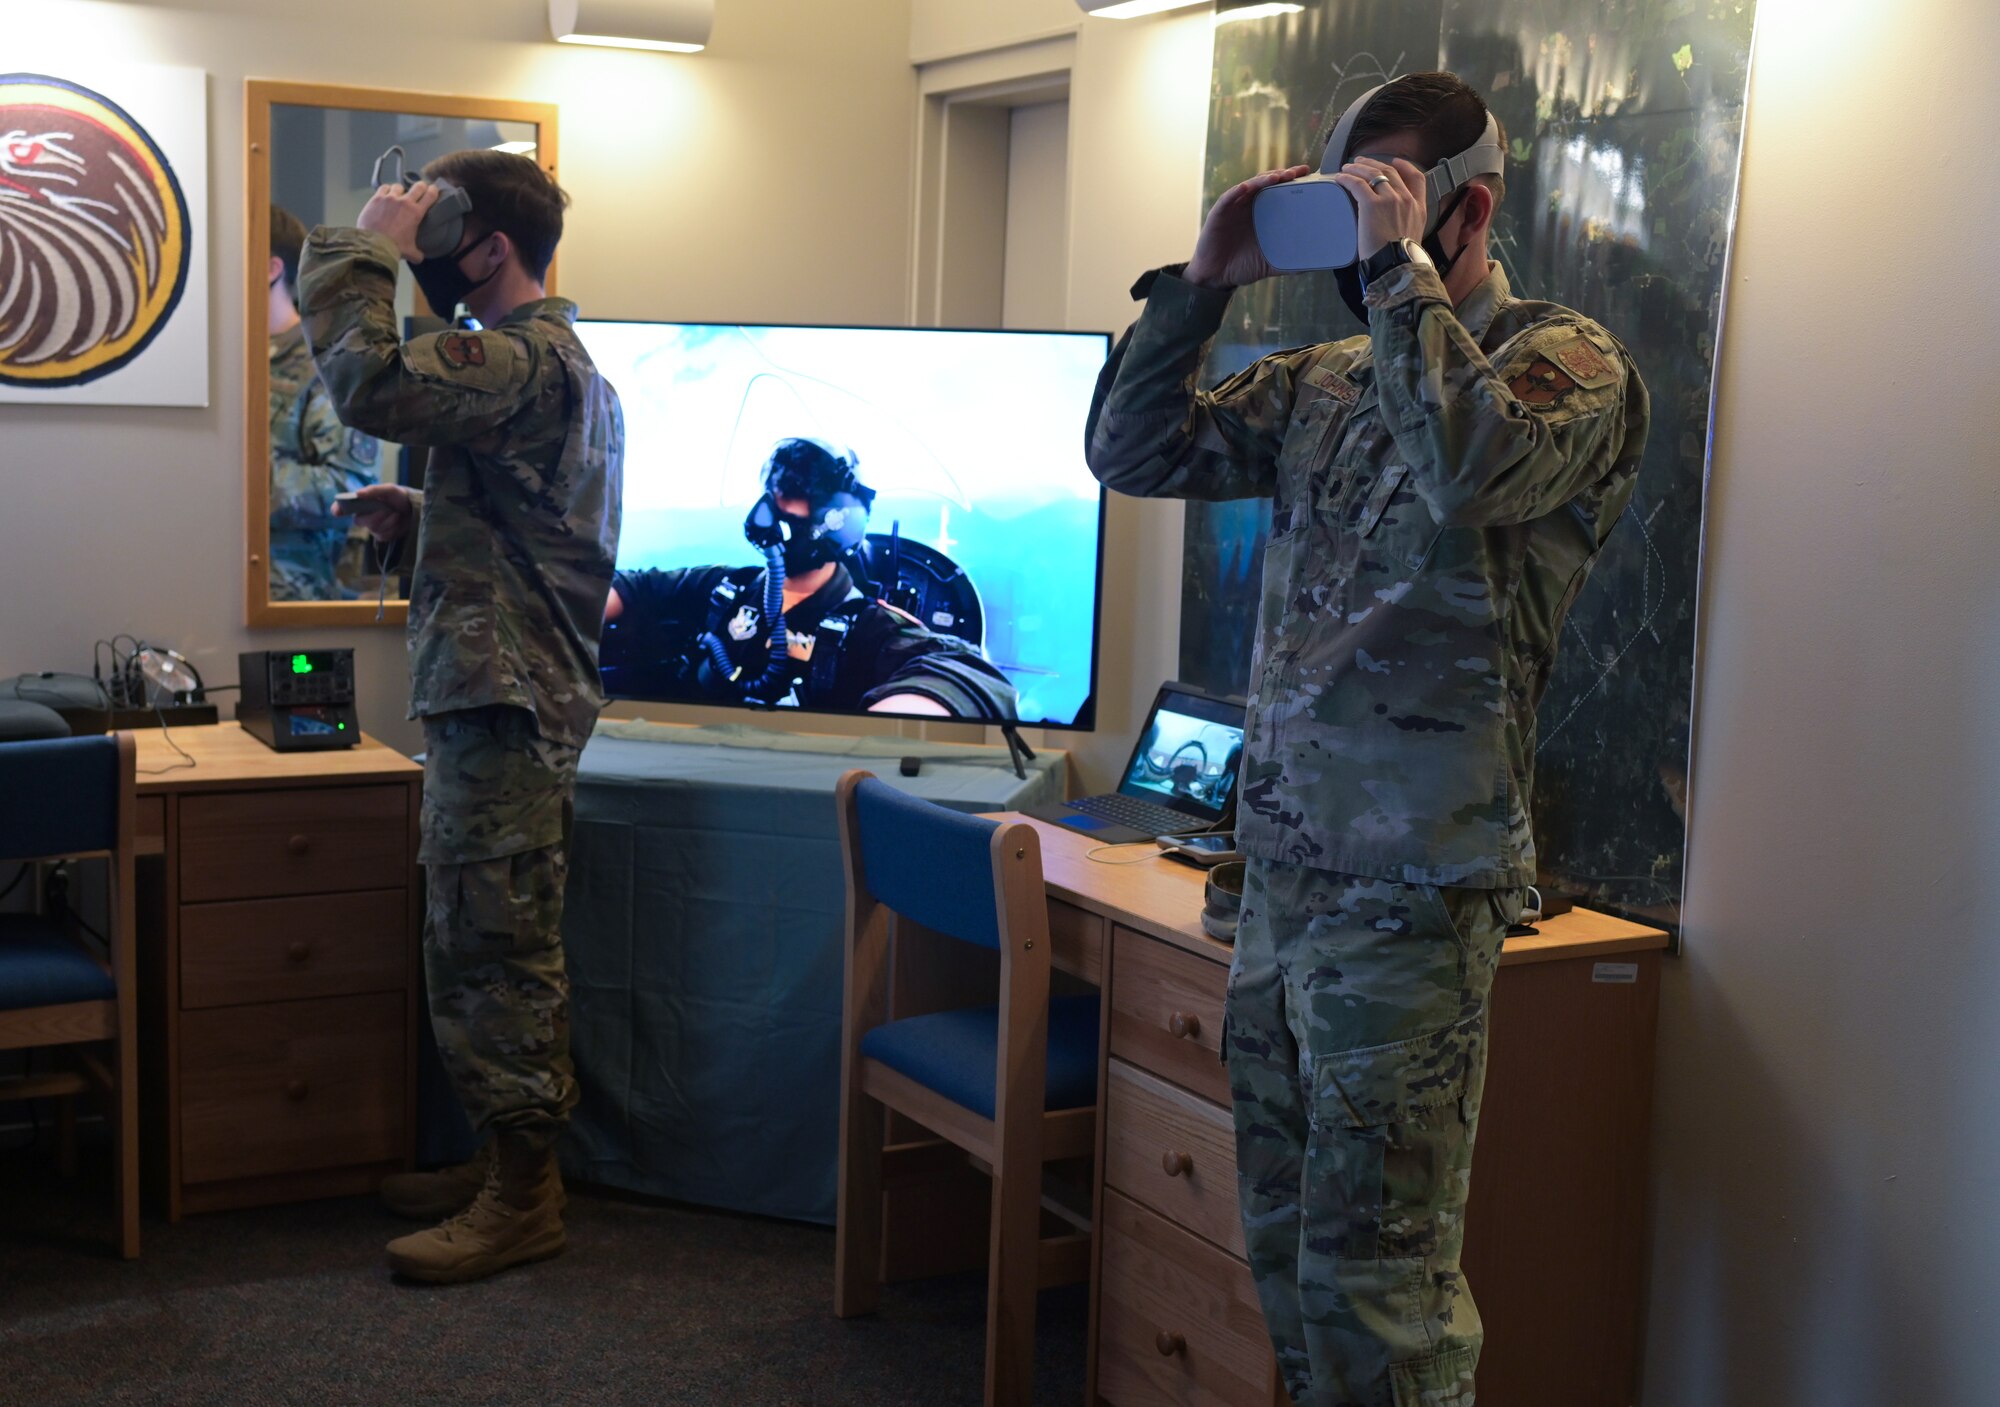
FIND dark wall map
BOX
[1181,0,1756,929]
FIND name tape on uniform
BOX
[1303,365,1361,407]
[1592,961,1640,985]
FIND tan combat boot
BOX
[384,1135,566,1284]
[378,1143,494,1221]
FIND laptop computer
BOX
[1029,682,1248,845]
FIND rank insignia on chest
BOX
[1304,365,1362,407]
[727,604,760,641]
[1547,335,1615,389]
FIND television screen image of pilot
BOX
[579,321,1109,729]
[1121,705,1244,812]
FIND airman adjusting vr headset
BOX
[370,144,474,259]
[1251,80,1504,272]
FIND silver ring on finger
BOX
[1368,174,1391,190]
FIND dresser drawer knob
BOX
[1162,1150,1193,1178]
[287,834,311,856]
[1155,1330,1186,1357]
[287,941,311,963]
[1167,1011,1201,1040]
[284,1079,309,1101]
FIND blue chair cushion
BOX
[0,915,116,1012]
[0,734,119,860]
[852,776,1003,950]
[859,993,1100,1121]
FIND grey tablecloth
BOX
[426,721,1064,1223]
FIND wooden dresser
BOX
[1070,846,1667,1407]
[133,724,421,1216]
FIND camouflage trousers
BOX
[421,706,583,1153]
[1225,857,1522,1407]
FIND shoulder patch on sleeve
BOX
[1509,360,1580,408]
[1546,333,1617,389]
[407,326,530,396]
[439,332,488,368]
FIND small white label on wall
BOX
[1592,962,1640,984]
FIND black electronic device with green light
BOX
[236,649,358,752]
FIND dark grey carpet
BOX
[0,1140,1088,1406]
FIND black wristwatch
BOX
[1359,238,1434,293]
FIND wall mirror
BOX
[244,82,558,626]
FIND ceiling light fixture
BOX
[549,0,713,53]
[1075,0,1211,19]
[1215,2,1304,23]
[490,140,539,155]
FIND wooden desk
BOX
[133,723,422,1216]
[954,818,1668,1407]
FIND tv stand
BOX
[999,723,1035,781]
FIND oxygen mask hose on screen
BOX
[741,541,794,703]
[697,535,792,705]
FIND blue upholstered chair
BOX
[833,771,1098,1407]
[0,734,140,1257]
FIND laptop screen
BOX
[1117,687,1247,820]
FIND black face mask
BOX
[410,231,501,320]
[1422,189,1473,281]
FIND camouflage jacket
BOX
[268,322,381,601]
[1086,262,1647,887]
[299,228,624,748]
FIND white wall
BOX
[1057,11,1211,790]
[910,0,1084,64]
[1001,100,1071,332]
[0,0,916,757]
[1642,0,2000,1401]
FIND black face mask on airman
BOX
[410,230,503,321]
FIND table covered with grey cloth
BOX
[419,720,1066,1223]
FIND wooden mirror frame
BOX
[244,81,559,628]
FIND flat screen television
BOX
[578,320,1110,731]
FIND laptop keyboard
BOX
[1067,792,1209,837]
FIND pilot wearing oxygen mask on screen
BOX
[600,436,1018,722]
[1085,73,1649,1405]
[298,148,622,1288]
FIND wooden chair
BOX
[0,733,140,1258]
[834,771,1098,1407]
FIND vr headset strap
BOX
[1317,84,1504,227]
[1426,113,1506,209]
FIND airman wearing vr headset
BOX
[299,147,624,1288]
[1086,73,1650,1405]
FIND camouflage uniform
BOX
[299,227,624,1153]
[1086,259,1646,1403]
[268,322,382,601]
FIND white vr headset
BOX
[1252,81,1505,272]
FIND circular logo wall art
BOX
[0,74,192,388]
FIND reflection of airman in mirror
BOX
[267,203,381,601]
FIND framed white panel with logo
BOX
[0,61,210,407]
